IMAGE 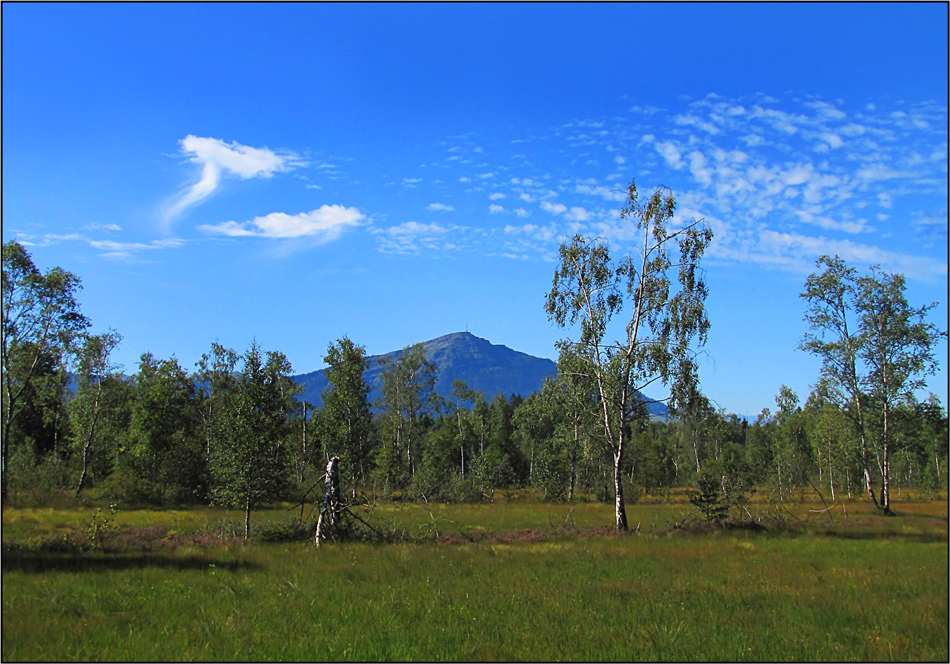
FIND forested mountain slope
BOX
[293,331,669,417]
[293,331,557,409]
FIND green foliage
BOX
[321,338,373,495]
[84,503,119,549]
[800,256,948,511]
[377,343,438,484]
[209,343,297,537]
[688,470,729,524]
[3,240,90,502]
[71,331,126,496]
[545,179,713,530]
[254,518,313,543]
[119,353,207,504]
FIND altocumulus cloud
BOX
[163,135,300,224]
[198,205,364,242]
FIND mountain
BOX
[292,331,670,418]
[292,331,556,409]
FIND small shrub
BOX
[256,519,313,543]
[84,504,119,549]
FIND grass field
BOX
[2,493,947,661]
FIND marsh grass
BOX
[2,494,947,661]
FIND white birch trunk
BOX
[315,456,341,548]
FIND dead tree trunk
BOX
[315,456,341,548]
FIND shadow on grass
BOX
[1,549,261,574]
[814,529,948,544]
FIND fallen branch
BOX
[807,479,835,525]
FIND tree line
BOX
[3,180,946,535]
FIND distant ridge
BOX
[292,331,557,409]
[292,331,669,418]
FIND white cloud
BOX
[198,205,363,242]
[655,141,684,169]
[819,132,844,149]
[614,155,627,165]
[803,100,847,121]
[505,224,536,234]
[564,206,591,222]
[427,203,454,212]
[91,240,162,252]
[740,133,766,147]
[489,204,504,214]
[514,208,530,218]
[856,164,901,182]
[757,230,946,282]
[540,201,567,215]
[489,193,506,200]
[83,223,122,232]
[381,221,449,236]
[574,183,627,202]
[404,178,423,184]
[88,238,186,262]
[688,151,712,187]
[781,164,812,187]
[750,106,802,134]
[629,104,663,115]
[477,172,495,179]
[164,136,298,224]
[372,221,465,255]
[794,211,868,234]
[674,113,720,134]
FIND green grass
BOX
[2,496,948,661]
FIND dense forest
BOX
[3,184,947,536]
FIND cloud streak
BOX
[163,136,300,226]
[198,205,364,242]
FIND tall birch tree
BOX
[73,330,124,496]
[545,179,712,531]
[2,241,89,502]
[210,343,296,538]
[801,256,946,513]
[378,344,437,482]
[322,337,372,497]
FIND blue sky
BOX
[3,3,947,417]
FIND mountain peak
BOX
[293,333,556,408]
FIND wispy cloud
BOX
[427,203,455,212]
[83,223,122,232]
[163,136,300,226]
[89,238,185,263]
[13,229,185,263]
[371,221,466,255]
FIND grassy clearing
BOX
[2,496,947,661]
